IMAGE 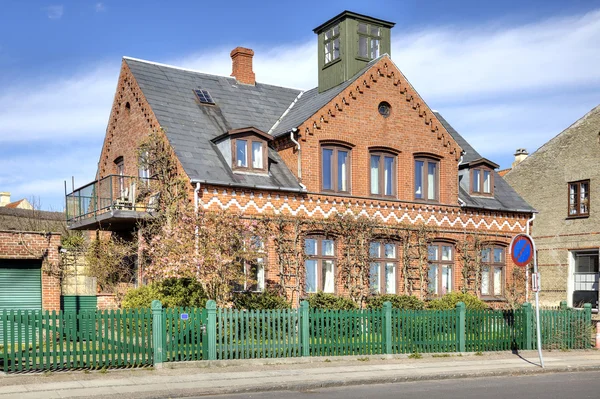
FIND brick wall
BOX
[198,185,529,306]
[505,105,600,307]
[0,230,62,310]
[276,56,461,206]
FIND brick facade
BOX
[505,105,600,310]
[92,52,531,307]
[0,230,62,310]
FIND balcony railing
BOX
[66,175,157,225]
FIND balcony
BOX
[66,175,157,230]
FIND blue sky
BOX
[1,0,600,210]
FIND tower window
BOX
[324,24,340,64]
[358,23,381,59]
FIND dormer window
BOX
[472,167,493,195]
[324,24,340,64]
[462,158,499,197]
[221,127,272,174]
[358,23,381,59]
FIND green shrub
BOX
[306,292,358,310]
[121,278,208,309]
[427,292,489,310]
[232,289,291,310]
[366,294,425,310]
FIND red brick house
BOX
[66,11,534,306]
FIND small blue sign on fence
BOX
[180,313,189,320]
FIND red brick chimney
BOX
[230,47,255,85]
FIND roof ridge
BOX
[123,56,303,92]
[510,102,600,172]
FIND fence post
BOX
[300,300,310,357]
[456,302,466,352]
[523,302,533,350]
[206,300,217,360]
[151,300,164,367]
[383,301,392,355]
[560,300,567,310]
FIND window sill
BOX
[322,58,341,70]
[370,194,397,200]
[355,56,374,63]
[413,198,440,204]
[232,169,269,177]
[480,296,507,302]
[566,214,589,220]
[470,192,494,198]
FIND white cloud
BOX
[95,2,105,12]
[46,5,64,19]
[393,10,600,102]
[0,65,119,142]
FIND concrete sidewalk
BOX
[1,350,599,399]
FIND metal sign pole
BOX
[510,233,544,368]
[531,238,544,368]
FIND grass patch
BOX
[432,354,451,358]
[323,359,331,363]
[408,352,422,359]
[357,357,370,362]
[474,351,483,356]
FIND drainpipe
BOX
[194,182,201,254]
[289,128,306,189]
[525,213,536,303]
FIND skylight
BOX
[194,89,215,105]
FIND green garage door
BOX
[0,259,42,311]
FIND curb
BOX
[54,363,600,399]
[142,364,600,399]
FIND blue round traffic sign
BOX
[511,234,533,267]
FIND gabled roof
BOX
[434,112,535,213]
[125,57,304,192]
[269,56,385,137]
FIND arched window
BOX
[321,145,351,193]
[428,242,454,296]
[370,151,396,197]
[414,156,439,202]
[481,245,505,297]
[305,235,336,293]
[369,240,398,294]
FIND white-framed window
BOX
[369,241,397,294]
[481,246,505,297]
[305,236,335,293]
[428,242,453,296]
[324,24,340,64]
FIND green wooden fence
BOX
[393,308,458,353]
[216,308,301,359]
[1,309,153,372]
[535,303,592,350]
[309,308,384,356]
[1,301,593,373]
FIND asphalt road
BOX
[192,370,600,399]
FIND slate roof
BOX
[434,112,535,213]
[270,56,384,137]
[123,57,532,213]
[125,57,305,192]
